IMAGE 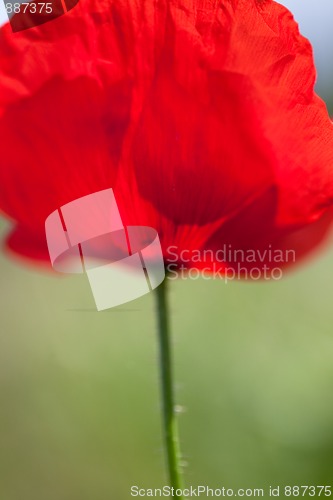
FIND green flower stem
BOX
[155,278,184,497]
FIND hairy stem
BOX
[155,279,184,497]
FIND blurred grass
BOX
[1,217,333,499]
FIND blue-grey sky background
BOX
[0,0,332,101]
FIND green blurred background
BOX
[1,214,333,499]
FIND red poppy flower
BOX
[1,0,333,275]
